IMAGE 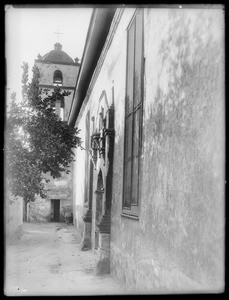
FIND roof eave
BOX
[68,8,116,127]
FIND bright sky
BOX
[5,5,93,103]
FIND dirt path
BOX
[5,222,125,296]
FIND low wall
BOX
[5,192,23,244]
[29,197,51,223]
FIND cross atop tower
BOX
[54,28,63,43]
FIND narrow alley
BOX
[5,222,125,296]
[5,6,225,294]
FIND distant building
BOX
[27,43,79,223]
[68,7,225,293]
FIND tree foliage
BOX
[5,62,81,202]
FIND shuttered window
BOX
[123,9,144,216]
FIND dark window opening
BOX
[53,70,63,86]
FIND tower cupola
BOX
[41,43,75,64]
[54,43,62,51]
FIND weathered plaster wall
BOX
[29,170,73,222]
[29,196,51,223]
[64,91,75,121]
[110,8,224,293]
[5,191,23,244]
[72,127,87,236]
[36,62,78,87]
[72,7,224,293]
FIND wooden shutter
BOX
[134,11,143,108]
[126,20,135,117]
[123,9,143,210]
[131,10,143,206]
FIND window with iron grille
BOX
[122,9,144,217]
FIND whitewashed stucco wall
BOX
[71,7,224,292]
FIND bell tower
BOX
[35,42,80,121]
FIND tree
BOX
[5,62,81,202]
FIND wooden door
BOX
[53,200,60,222]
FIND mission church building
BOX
[26,42,79,223]
[68,7,225,293]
